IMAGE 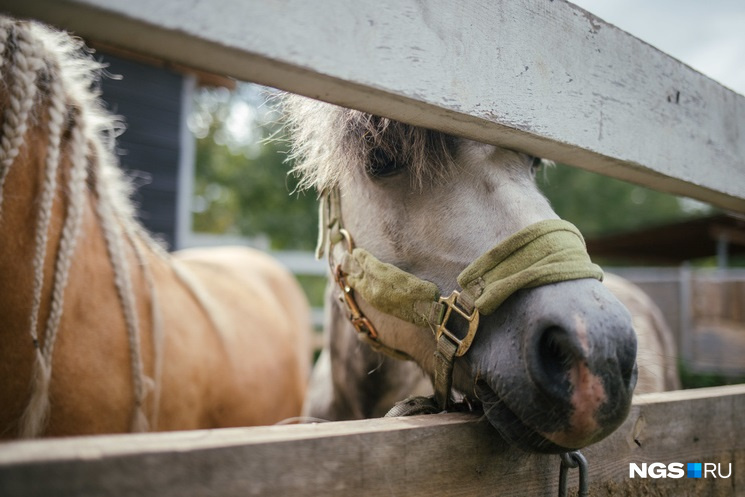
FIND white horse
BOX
[284,95,675,454]
[0,17,311,439]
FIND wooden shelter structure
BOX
[587,213,745,267]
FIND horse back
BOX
[162,246,312,427]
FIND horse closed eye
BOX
[368,159,402,177]
[367,149,404,178]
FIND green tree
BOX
[190,84,318,250]
[537,162,713,238]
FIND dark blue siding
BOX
[98,53,184,249]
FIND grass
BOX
[679,361,745,389]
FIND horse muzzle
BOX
[320,188,636,452]
[470,278,638,453]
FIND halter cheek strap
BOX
[319,188,603,409]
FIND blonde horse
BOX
[0,17,311,439]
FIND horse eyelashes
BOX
[367,147,403,178]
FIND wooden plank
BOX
[688,276,745,375]
[1,384,743,496]
[1,0,743,212]
[611,268,745,377]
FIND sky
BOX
[569,0,745,96]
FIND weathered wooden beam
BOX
[1,0,743,212]
[1,384,743,496]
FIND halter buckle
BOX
[334,265,379,340]
[328,225,381,341]
[435,291,479,357]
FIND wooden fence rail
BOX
[1,384,744,496]
[1,0,744,212]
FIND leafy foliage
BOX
[189,84,318,250]
[537,162,712,238]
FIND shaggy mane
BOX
[281,94,457,192]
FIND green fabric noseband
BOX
[457,219,604,315]
[341,219,602,329]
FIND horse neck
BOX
[0,130,68,341]
[0,125,97,436]
[323,288,431,419]
[0,119,158,437]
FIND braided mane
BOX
[0,17,163,437]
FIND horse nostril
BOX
[536,326,577,383]
[532,321,638,398]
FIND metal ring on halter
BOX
[338,228,354,252]
[330,227,380,341]
[558,451,589,497]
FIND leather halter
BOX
[317,188,603,410]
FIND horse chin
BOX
[475,381,576,454]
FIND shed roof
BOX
[585,213,745,265]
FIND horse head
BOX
[286,96,637,453]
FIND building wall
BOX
[97,52,186,249]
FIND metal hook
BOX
[558,450,588,497]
